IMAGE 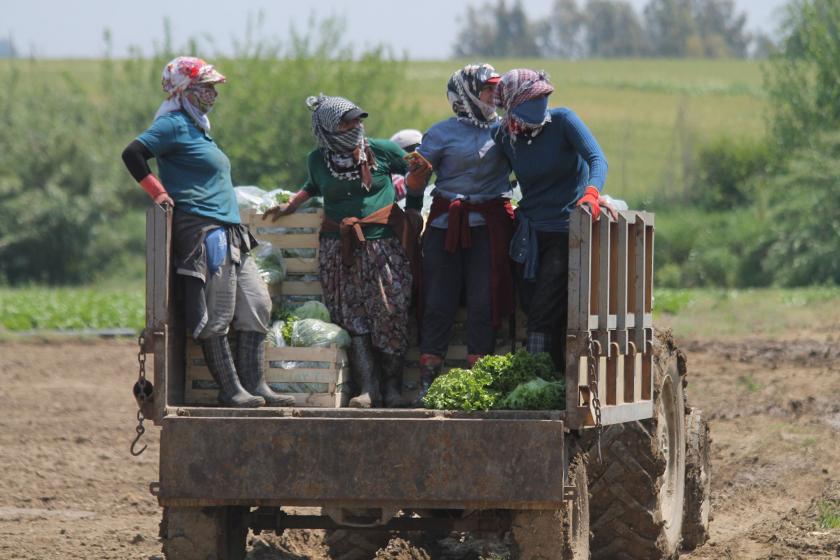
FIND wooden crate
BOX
[185,340,349,407]
[244,208,324,306]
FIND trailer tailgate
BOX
[158,413,566,510]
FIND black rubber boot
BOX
[200,335,265,408]
[348,335,381,408]
[380,352,409,408]
[236,331,296,407]
[413,354,443,407]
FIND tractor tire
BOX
[510,451,589,559]
[324,528,392,560]
[160,505,248,560]
[682,407,711,550]
[588,333,687,560]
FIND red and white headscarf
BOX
[494,69,555,141]
[153,56,226,132]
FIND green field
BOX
[1,57,767,205]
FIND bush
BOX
[688,136,773,210]
[761,130,840,286]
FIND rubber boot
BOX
[236,331,296,407]
[413,354,443,407]
[200,335,265,408]
[380,352,409,408]
[526,331,552,354]
[348,335,381,408]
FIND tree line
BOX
[453,0,772,59]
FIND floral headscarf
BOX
[153,56,226,132]
[306,94,376,189]
[494,69,555,142]
[446,63,500,128]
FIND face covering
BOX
[511,96,549,125]
[185,84,218,114]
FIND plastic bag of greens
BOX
[290,319,351,348]
[267,188,294,205]
[497,377,566,410]
[294,301,331,323]
[234,186,276,213]
[252,242,286,285]
[267,321,287,348]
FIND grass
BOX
[818,499,840,529]
[1,284,837,339]
[737,374,762,393]
[0,286,144,332]
[654,287,840,340]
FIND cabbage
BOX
[294,301,331,322]
[290,318,351,348]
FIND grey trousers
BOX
[189,252,272,340]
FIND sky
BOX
[4,0,790,60]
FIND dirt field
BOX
[0,332,838,559]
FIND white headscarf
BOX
[153,56,226,132]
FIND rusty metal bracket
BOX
[563,485,578,501]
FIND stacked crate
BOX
[184,208,349,407]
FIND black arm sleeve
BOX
[121,140,155,182]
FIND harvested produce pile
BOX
[423,350,565,411]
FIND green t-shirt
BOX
[136,111,240,224]
[303,139,416,239]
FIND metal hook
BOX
[130,424,147,456]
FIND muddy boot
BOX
[526,331,552,354]
[380,352,409,408]
[348,335,381,408]
[236,331,296,407]
[200,335,265,408]
[413,354,443,407]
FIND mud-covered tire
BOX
[324,528,392,560]
[160,506,248,560]
[682,407,711,550]
[510,451,589,559]
[588,333,687,560]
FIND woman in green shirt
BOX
[267,95,425,408]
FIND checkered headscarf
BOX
[306,94,375,187]
[446,63,500,128]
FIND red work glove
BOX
[576,186,601,220]
[139,174,174,207]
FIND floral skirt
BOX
[319,237,412,355]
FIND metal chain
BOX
[130,331,150,456]
[585,331,603,462]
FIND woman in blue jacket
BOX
[492,68,610,369]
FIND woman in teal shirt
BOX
[123,56,294,409]
[268,95,424,409]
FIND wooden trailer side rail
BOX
[565,207,655,430]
